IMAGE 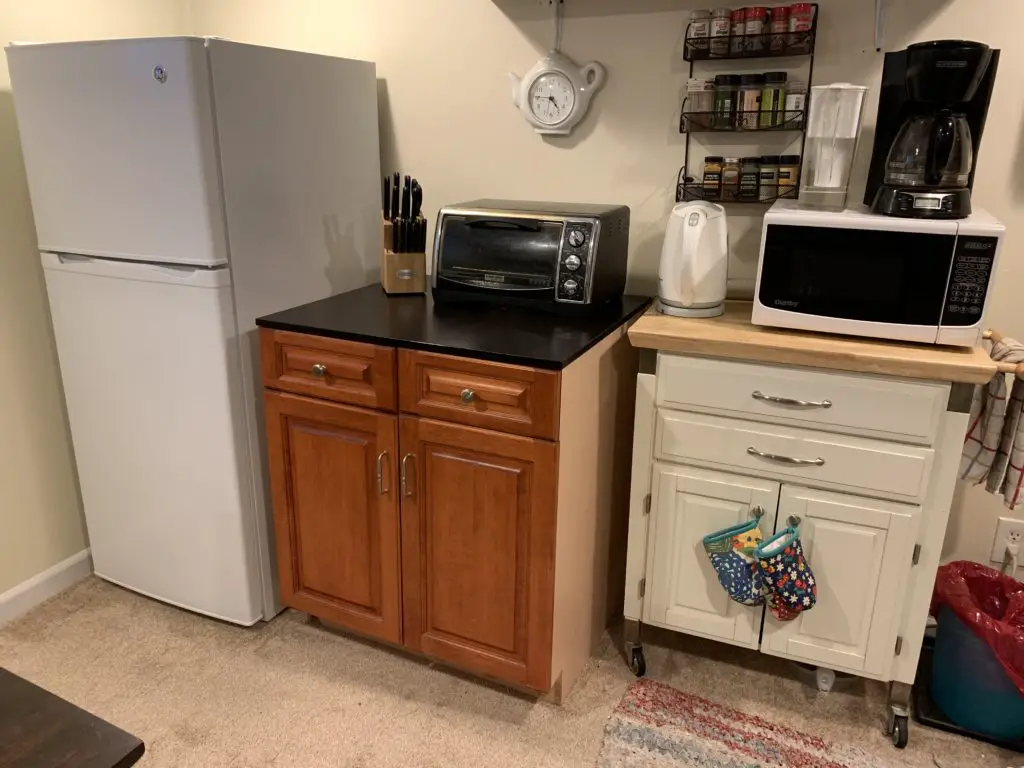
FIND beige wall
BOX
[0,0,189,594]
[187,0,1024,566]
[1,0,1020,595]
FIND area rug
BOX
[597,678,896,767]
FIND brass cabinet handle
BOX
[752,390,831,409]
[460,388,476,404]
[311,363,328,377]
[376,451,389,495]
[401,453,415,498]
[747,446,825,467]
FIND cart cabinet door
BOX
[761,485,920,676]
[645,464,779,649]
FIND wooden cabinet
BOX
[264,391,402,643]
[645,464,776,649]
[260,326,635,697]
[760,485,919,676]
[398,416,556,690]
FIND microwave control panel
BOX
[941,235,998,326]
[556,220,596,303]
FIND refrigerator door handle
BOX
[42,251,229,288]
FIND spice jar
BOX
[684,78,715,130]
[709,8,732,58]
[744,7,768,54]
[759,154,780,201]
[687,9,712,57]
[788,3,817,54]
[721,157,741,201]
[739,157,761,201]
[730,9,746,57]
[703,156,724,200]
[777,154,801,197]
[768,5,789,53]
[784,81,806,126]
[759,71,788,128]
[713,74,740,129]
[738,74,764,130]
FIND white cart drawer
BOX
[656,410,935,502]
[657,354,949,445]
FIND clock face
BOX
[528,72,576,126]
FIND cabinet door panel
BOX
[645,464,778,649]
[264,391,401,643]
[761,485,919,676]
[400,416,556,692]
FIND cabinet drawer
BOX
[398,350,560,439]
[657,354,949,445]
[656,410,934,502]
[260,329,396,410]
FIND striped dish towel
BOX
[960,336,1024,508]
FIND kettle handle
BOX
[926,111,957,187]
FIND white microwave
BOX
[752,201,1004,347]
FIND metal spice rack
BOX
[676,10,819,205]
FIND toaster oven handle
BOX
[463,217,543,232]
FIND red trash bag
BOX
[931,560,1024,694]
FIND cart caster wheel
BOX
[890,714,909,749]
[628,647,646,677]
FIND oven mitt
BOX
[756,527,817,621]
[702,520,766,606]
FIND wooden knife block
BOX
[380,215,426,295]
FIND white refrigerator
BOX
[7,37,382,625]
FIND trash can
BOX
[931,561,1024,741]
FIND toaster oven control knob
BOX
[562,278,580,295]
[568,229,586,248]
[564,254,581,271]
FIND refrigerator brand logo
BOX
[936,60,968,68]
[773,299,800,308]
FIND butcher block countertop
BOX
[628,302,997,385]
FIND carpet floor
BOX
[0,577,1016,767]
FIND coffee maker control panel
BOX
[941,235,998,326]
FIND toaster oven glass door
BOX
[436,216,563,291]
[758,224,956,325]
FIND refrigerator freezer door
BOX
[41,252,262,624]
[8,38,227,266]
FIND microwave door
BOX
[755,225,956,344]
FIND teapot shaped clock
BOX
[509,51,605,135]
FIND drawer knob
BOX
[747,446,825,467]
[461,388,476,404]
[752,390,832,409]
[311,363,328,377]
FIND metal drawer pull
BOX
[752,390,832,409]
[751,505,765,520]
[460,388,476,404]
[747,446,825,467]
[376,451,389,495]
[788,515,802,528]
[311,363,328,377]
[401,453,415,498]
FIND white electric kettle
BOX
[658,201,729,318]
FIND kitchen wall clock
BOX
[509,50,605,136]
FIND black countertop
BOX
[256,285,652,370]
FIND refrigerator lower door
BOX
[41,252,262,625]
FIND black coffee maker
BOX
[865,40,998,219]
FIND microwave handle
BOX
[463,217,543,232]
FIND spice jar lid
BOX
[778,155,802,164]
[760,155,781,164]
[714,74,741,85]
[763,72,788,83]
[744,7,768,18]
[711,7,732,16]
[704,155,725,162]
[741,156,762,164]
[739,74,766,85]
[789,3,815,12]
[690,9,712,18]
[769,5,789,16]
[723,157,741,163]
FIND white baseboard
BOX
[0,549,93,626]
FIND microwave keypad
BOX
[557,222,594,302]
[941,235,998,326]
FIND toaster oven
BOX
[431,200,630,307]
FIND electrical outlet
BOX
[990,517,1024,563]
